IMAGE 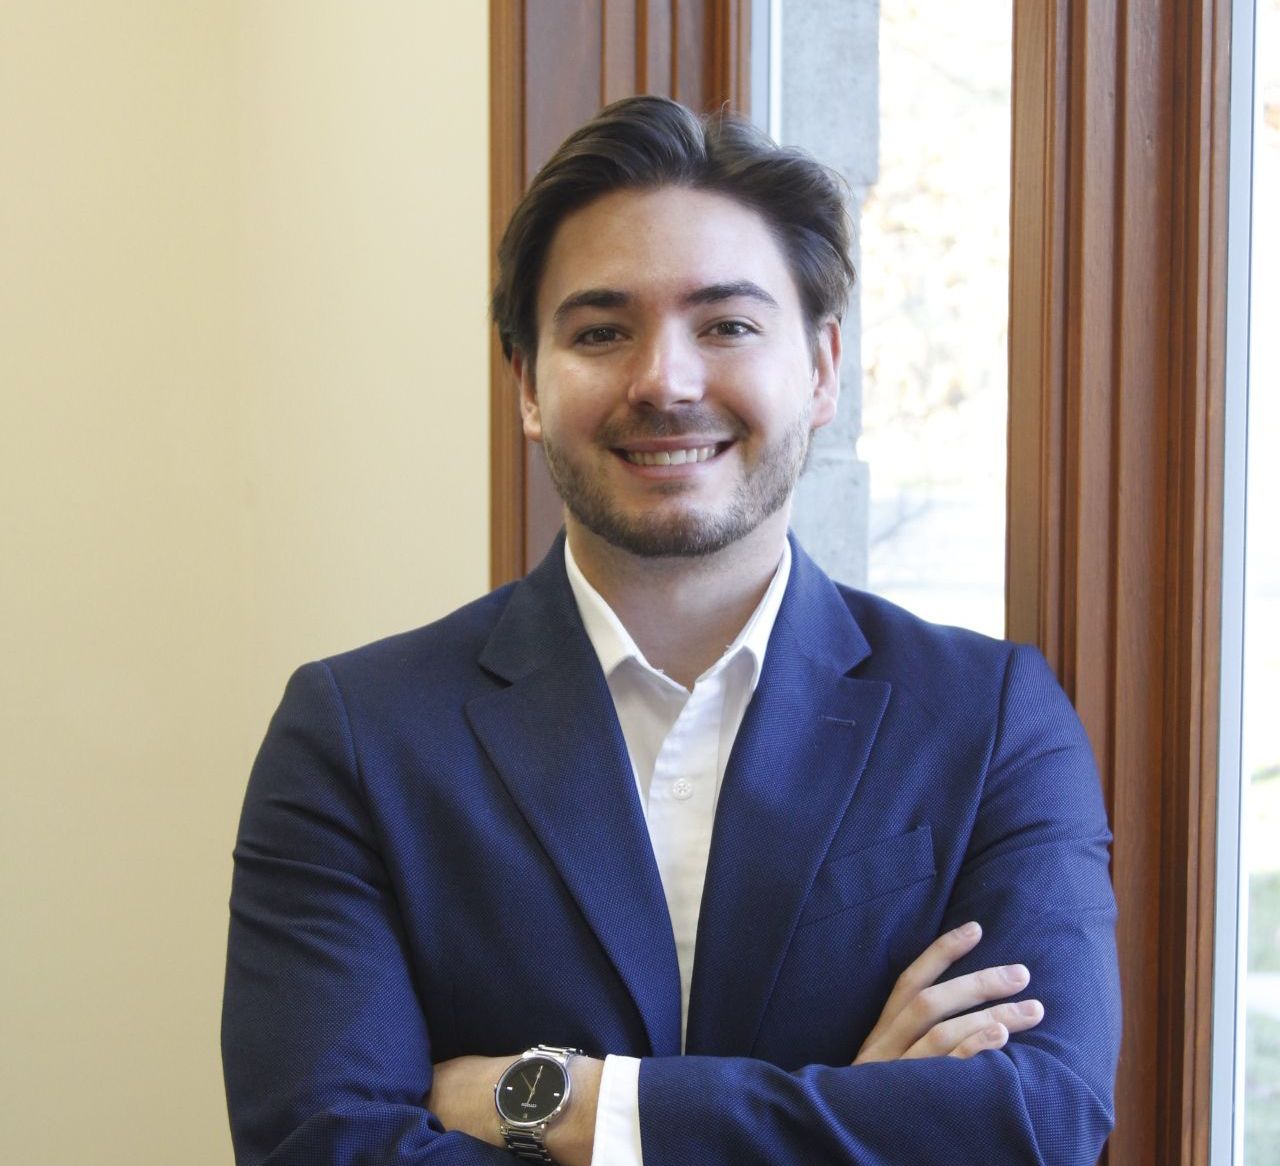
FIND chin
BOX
[582,503,778,559]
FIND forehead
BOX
[535,186,802,324]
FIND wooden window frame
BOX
[1008,2,1231,1161]
[490,2,1235,1160]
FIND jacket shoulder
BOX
[832,584,1050,716]
[837,583,1013,659]
[313,582,517,706]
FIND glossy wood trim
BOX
[708,0,751,112]
[1157,0,1230,1158]
[1007,1,1231,1161]
[489,0,527,588]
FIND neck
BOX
[566,515,789,689]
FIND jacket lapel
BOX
[465,539,683,1057]
[686,542,891,1056]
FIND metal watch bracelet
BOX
[498,1045,582,1163]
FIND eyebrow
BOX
[552,288,630,326]
[551,280,780,327]
[683,280,779,309]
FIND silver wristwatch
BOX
[494,1044,582,1162]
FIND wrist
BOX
[543,1055,602,1166]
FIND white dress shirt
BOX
[563,539,792,1166]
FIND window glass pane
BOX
[860,1,1010,636]
[1243,3,1280,1160]
[775,0,1009,635]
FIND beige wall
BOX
[0,4,489,1163]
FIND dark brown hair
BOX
[492,95,855,360]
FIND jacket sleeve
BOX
[221,662,509,1166]
[637,644,1121,1166]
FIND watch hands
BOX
[525,1064,543,1104]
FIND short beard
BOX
[539,410,813,559]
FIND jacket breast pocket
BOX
[796,823,936,928]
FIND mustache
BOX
[596,408,745,445]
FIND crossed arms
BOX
[222,644,1120,1166]
[428,922,1053,1165]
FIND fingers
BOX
[874,921,985,1031]
[860,922,987,1053]
[904,997,1045,1060]
[854,921,1044,1064]
[947,1023,1009,1059]
[899,960,1032,1038]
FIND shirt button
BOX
[672,778,694,801]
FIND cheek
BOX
[531,386,606,446]
[733,372,816,433]
[544,363,621,424]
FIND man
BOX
[223,97,1121,1165]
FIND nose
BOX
[627,326,705,410]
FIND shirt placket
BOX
[646,676,725,1043]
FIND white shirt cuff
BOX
[590,1054,643,1166]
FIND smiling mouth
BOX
[620,442,729,466]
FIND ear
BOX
[511,348,543,443]
[808,318,841,430]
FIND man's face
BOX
[514,185,840,559]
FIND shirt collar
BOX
[564,537,791,693]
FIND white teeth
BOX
[625,445,719,466]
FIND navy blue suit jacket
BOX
[222,535,1121,1164]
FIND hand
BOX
[853,921,1044,1063]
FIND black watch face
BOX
[497,1056,568,1124]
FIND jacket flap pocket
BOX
[798,823,935,927]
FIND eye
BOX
[575,325,624,346]
[706,319,758,339]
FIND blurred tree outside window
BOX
[859,1,1010,637]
